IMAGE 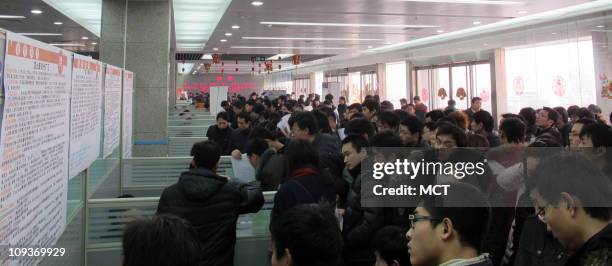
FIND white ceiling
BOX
[203,0,592,56]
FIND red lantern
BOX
[221,61,224,67]
[251,57,256,63]
[204,63,211,73]
[235,59,239,64]
[212,54,221,64]
[252,67,255,72]
[236,68,239,72]
[278,56,281,61]
[221,68,224,73]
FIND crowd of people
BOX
[121,92,612,266]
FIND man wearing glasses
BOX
[527,152,612,266]
[406,182,493,266]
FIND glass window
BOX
[385,62,407,108]
[452,66,469,111]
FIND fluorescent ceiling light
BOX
[232,25,240,29]
[18,33,63,36]
[225,32,232,36]
[54,21,63,25]
[473,21,482,25]
[50,43,85,46]
[81,36,89,40]
[91,42,97,45]
[173,0,232,51]
[266,54,294,60]
[213,48,219,51]
[0,15,26,19]
[436,30,445,33]
[31,9,43,14]
[243,36,383,41]
[251,1,264,6]
[232,46,345,50]
[399,0,523,5]
[201,54,213,59]
[260,21,437,28]
[44,0,102,36]
[220,39,227,42]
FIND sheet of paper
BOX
[231,154,255,183]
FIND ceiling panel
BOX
[203,0,591,56]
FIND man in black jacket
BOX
[206,112,234,155]
[228,112,252,154]
[527,152,612,266]
[157,141,264,266]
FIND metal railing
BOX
[168,137,208,157]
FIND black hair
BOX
[348,103,363,113]
[471,97,482,104]
[579,123,612,148]
[245,138,269,157]
[232,101,244,109]
[467,133,490,147]
[418,182,491,252]
[246,99,256,106]
[577,107,595,120]
[252,103,266,114]
[284,139,320,173]
[526,152,612,221]
[221,100,229,107]
[473,110,494,132]
[448,99,456,106]
[237,112,251,123]
[345,118,375,139]
[499,117,526,144]
[376,111,400,130]
[380,100,394,111]
[190,141,221,169]
[436,125,467,147]
[350,112,366,120]
[248,127,276,141]
[341,134,369,153]
[373,226,410,266]
[216,111,230,122]
[325,93,334,101]
[424,122,436,131]
[122,214,201,266]
[541,107,560,126]
[575,118,597,127]
[271,203,343,266]
[400,98,408,104]
[288,112,319,136]
[312,110,332,134]
[369,131,403,147]
[567,105,580,117]
[363,99,380,113]
[519,107,536,126]
[553,106,568,125]
[588,104,603,114]
[425,110,445,123]
[400,115,424,141]
[284,100,298,111]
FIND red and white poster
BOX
[69,54,102,178]
[103,64,122,158]
[0,31,70,264]
[122,70,133,158]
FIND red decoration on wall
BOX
[221,68,224,73]
[513,76,525,96]
[421,88,430,102]
[480,89,490,102]
[204,63,211,73]
[455,87,467,100]
[236,68,239,72]
[221,61,225,67]
[552,76,566,97]
[212,54,221,64]
[437,87,447,100]
[292,54,301,65]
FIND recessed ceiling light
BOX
[91,42,97,45]
[260,21,437,28]
[232,25,240,29]
[473,21,482,25]
[213,48,219,51]
[436,30,445,33]
[225,33,232,36]
[242,36,383,41]
[0,15,26,19]
[251,1,264,6]
[31,9,43,14]
[597,25,605,28]
[18,33,63,36]
[220,39,227,42]
[399,0,523,5]
[518,10,528,14]
[53,21,63,25]
[82,36,89,40]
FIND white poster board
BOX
[323,82,341,105]
[103,64,122,158]
[69,54,102,178]
[210,86,228,116]
[0,32,70,260]
[122,70,133,158]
